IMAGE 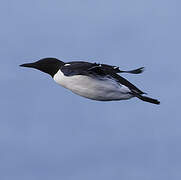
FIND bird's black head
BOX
[20,58,64,77]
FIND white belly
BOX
[53,70,133,101]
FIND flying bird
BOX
[20,58,160,105]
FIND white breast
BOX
[53,70,133,101]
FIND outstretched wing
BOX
[61,61,144,94]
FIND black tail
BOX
[134,94,160,105]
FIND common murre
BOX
[20,57,160,105]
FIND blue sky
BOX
[1,0,181,179]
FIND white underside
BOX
[53,70,133,101]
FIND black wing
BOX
[61,61,144,76]
[61,61,144,94]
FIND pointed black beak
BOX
[19,63,36,68]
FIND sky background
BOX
[0,0,181,179]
